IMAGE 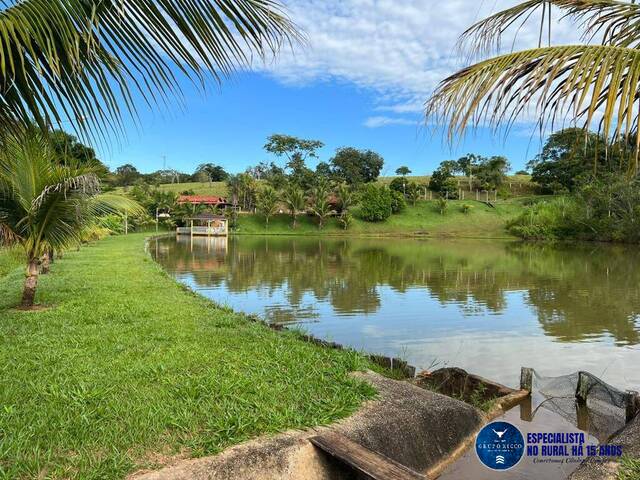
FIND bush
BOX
[508,177,640,243]
[358,184,393,222]
[389,177,406,193]
[507,197,584,240]
[390,190,406,214]
[338,211,353,230]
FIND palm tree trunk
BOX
[40,251,51,274]
[21,259,39,308]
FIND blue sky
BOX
[105,72,541,175]
[102,0,580,175]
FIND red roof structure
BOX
[177,195,229,206]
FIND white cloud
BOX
[364,116,417,128]
[254,0,582,125]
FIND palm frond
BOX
[85,193,144,217]
[459,0,640,57]
[0,0,301,141]
[426,44,640,156]
[31,173,100,209]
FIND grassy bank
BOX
[0,234,375,479]
[234,199,526,238]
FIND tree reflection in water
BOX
[152,235,640,386]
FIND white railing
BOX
[176,226,226,235]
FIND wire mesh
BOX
[528,369,628,442]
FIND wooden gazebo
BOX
[176,213,228,237]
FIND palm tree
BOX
[256,186,279,228]
[426,0,640,172]
[282,184,306,229]
[0,1,300,138]
[336,183,355,230]
[0,129,141,308]
[309,183,334,229]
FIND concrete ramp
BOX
[133,371,483,480]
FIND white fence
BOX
[176,226,227,236]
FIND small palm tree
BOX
[256,186,279,228]
[426,0,640,173]
[0,129,141,308]
[406,182,421,206]
[437,197,448,216]
[309,183,334,229]
[282,184,306,229]
[336,183,355,230]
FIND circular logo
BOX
[475,421,525,471]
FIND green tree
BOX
[475,156,510,190]
[358,184,392,222]
[426,0,640,176]
[0,1,299,138]
[114,164,142,187]
[457,154,479,189]
[0,129,140,307]
[282,184,306,229]
[50,130,109,178]
[256,186,279,228]
[195,164,228,184]
[528,128,633,193]
[395,166,411,177]
[429,163,458,198]
[264,134,324,189]
[330,147,384,185]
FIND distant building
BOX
[177,195,231,208]
[177,213,228,237]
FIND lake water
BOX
[150,235,640,391]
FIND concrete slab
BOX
[131,371,483,480]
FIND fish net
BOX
[527,369,631,442]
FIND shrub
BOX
[358,184,392,222]
[389,177,406,193]
[390,190,406,214]
[338,211,353,230]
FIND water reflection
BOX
[151,235,640,388]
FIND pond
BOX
[151,235,640,391]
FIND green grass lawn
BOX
[0,234,375,479]
[0,246,23,278]
[234,199,526,238]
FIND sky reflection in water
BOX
[151,235,640,389]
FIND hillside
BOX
[115,175,536,199]
[234,199,528,238]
